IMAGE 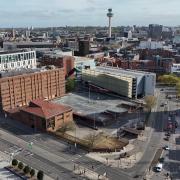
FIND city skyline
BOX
[0,0,180,27]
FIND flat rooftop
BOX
[0,49,33,55]
[84,66,155,79]
[4,41,54,46]
[0,66,57,78]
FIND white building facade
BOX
[0,51,36,71]
[171,64,180,73]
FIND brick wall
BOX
[39,56,75,76]
[0,68,65,111]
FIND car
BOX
[164,136,170,141]
[164,145,170,150]
[159,157,165,163]
[168,117,171,121]
[155,163,163,172]
[164,102,168,105]
[165,132,171,136]
[161,103,164,107]
[160,89,164,91]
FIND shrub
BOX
[23,166,30,174]
[30,169,35,177]
[18,162,24,170]
[12,159,18,166]
[37,170,44,180]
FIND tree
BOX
[102,46,109,51]
[37,170,44,180]
[158,74,179,86]
[30,169,35,177]
[176,82,180,98]
[58,121,76,135]
[18,162,24,170]
[66,78,76,92]
[12,159,18,166]
[85,133,96,149]
[23,166,30,174]
[144,96,157,112]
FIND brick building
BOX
[0,68,65,111]
[39,56,75,77]
[20,99,73,132]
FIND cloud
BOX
[0,0,180,27]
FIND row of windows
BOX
[0,60,35,69]
[0,52,35,64]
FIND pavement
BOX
[0,151,21,180]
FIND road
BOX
[0,86,170,180]
[124,87,167,179]
[151,86,180,180]
[0,115,132,180]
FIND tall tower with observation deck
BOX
[107,8,113,38]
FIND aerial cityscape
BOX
[0,0,180,180]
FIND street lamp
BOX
[88,81,91,103]
[74,122,77,151]
[94,113,96,129]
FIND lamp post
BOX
[94,113,96,129]
[88,81,91,103]
[74,122,77,152]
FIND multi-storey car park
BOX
[0,50,36,71]
[82,66,156,99]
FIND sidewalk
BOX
[0,151,53,180]
[73,164,108,180]
[0,151,20,180]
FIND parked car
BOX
[165,132,171,137]
[159,157,165,163]
[164,136,170,141]
[154,163,163,172]
[161,103,164,107]
[164,145,170,150]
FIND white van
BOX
[155,163,163,172]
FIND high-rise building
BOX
[148,24,163,40]
[78,40,90,56]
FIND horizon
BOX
[0,0,180,27]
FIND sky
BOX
[0,0,180,27]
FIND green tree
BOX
[12,159,18,166]
[37,170,44,180]
[158,74,179,86]
[66,78,76,92]
[176,82,180,98]
[144,96,157,112]
[30,169,36,177]
[23,166,30,174]
[18,162,24,170]
[102,46,109,51]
